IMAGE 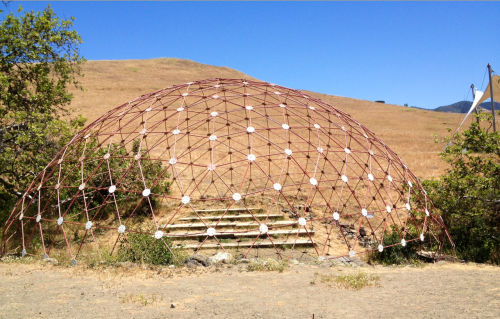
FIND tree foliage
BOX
[423,111,500,264]
[0,5,86,219]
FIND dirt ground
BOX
[1,261,499,319]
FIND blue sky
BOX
[8,1,500,109]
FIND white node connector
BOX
[408,181,413,188]
[425,209,430,216]
[57,217,64,225]
[209,135,217,141]
[420,234,425,241]
[247,127,255,133]
[279,104,286,108]
[282,124,290,130]
[207,228,216,236]
[310,178,318,186]
[260,224,268,234]
[246,106,253,110]
[386,205,392,213]
[349,250,356,258]
[341,175,348,183]
[368,174,374,181]
[154,230,163,239]
[344,148,351,154]
[406,203,411,211]
[211,111,218,117]
[172,129,180,135]
[36,215,41,223]
[333,212,340,220]
[317,147,324,154]
[314,124,321,129]
[362,209,368,217]
[387,175,393,182]
[248,154,256,162]
[273,183,282,191]
[401,239,406,247]
[143,189,151,197]
[109,185,116,194]
[169,158,177,165]
[118,225,126,234]
[181,196,190,204]
[378,245,384,252]
[298,217,306,226]
[285,149,292,156]
[85,221,93,230]
[177,107,184,112]
[79,183,85,191]
[232,193,242,201]
[212,95,219,99]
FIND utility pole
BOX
[487,63,496,132]
[471,84,479,124]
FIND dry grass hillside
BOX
[68,58,471,180]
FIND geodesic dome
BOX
[2,78,453,263]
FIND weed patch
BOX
[121,292,161,306]
[247,258,288,273]
[310,272,380,290]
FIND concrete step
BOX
[163,220,296,229]
[234,229,313,237]
[194,208,262,213]
[183,238,315,249]
[165,229,314,238]
[178,214,283,221]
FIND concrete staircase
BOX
[162,207,316,250]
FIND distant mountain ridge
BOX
[435,101,500,113]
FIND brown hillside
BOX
[68,58,470,180]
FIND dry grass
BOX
[121,292,161,306]
[247,258,288,273]
[310,271,380,290]
[67,58,472,181]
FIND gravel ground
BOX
[0,261,499,319]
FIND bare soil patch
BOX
[1,262,499,318]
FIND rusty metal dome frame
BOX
[1,78,453,263]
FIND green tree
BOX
[423,111,500,264]
[0,5,86,222]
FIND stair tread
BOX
[165,229,314,238]
[179,214,282,221]
[183,238,315,249]
[164,220,296,229]
[195,208,262,213]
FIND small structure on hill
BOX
[1,78,453,264]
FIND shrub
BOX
[368,227,423,265]
[116,229,185,266]
[424,112,500,264]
